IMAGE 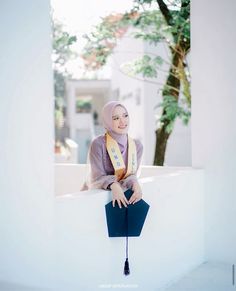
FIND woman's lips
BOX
[118,125,127,129]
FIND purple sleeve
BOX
[120,139,143,189]
[89,138,117,190]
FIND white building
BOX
[1,0,236,290]
[65,79,110,162]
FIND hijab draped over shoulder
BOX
[81,101,143,191]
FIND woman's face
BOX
[111,105,129,134]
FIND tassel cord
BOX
[124,206,130,275]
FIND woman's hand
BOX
[111,182,129,208]
[129,181,142,204]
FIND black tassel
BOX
[124,206,130,276]
[124,258,130,275]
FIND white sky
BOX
[50,0,135,78]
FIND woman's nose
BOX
[119,118,126,125]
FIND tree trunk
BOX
[153,125,170,165]
[153,46,183,165]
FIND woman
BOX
[86,101,143,208]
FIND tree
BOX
[52,18,77,146]
[81,0,190,165]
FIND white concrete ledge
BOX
[55,163,202,196]
[54,164,205,290]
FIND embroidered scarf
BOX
[105,132,137,181]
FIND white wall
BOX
[54,166,205,290]
[0,0,54,288]
[165,119,192,166]
[54,163,196,196]
[192,0,236,262]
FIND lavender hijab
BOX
[101,101,129,155]
[81,101,140,190]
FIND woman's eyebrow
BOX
[112,112,128,118]
[112,113,128,118]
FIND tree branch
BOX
[156,0,173,26]
[111,59,181,94]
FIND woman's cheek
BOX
[112,121,118,130]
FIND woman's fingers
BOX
[113,198,128,208]
[117,200,122,208]
[132,198,137,204]
[112,199,122,208]
[121,198,128,208]
[129,192,142,204]
[129,193,136,204]
[113,194,140,208]
[132,197,141,204]
[113,199,122,208]
[124,196,129,205]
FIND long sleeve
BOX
[88,138,117,190]
[120,139,143,189]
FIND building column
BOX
[192,0,236,262]
[0,0,55,287]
